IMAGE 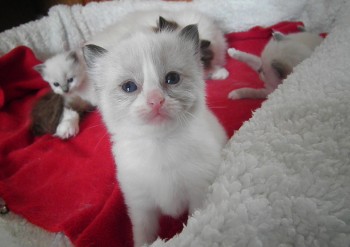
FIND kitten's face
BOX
[84,25,204,133]
[35,52,84,95]
[259,62,283,90]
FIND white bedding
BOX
[0,0,349,246]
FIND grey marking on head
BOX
[66,51,79,64]
[83,44,108,68]
[157,16,179,32]
[179,24,200,52]
[34,64,46,75]
[272,31,285,41]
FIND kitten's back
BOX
[262,32,323,68]
[88,9,227,69]
[261,32,322,83]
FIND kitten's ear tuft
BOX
[271,59,292,79]
[34,64,46,74]
[272,31,285,41]
[83,44,107,68]
[158,16,178,32]
[67,51,79,63]
[180,24,200,50]
[159,16,167,30]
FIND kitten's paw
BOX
[210,67,229,80]
[227,48,240,58]
[55,109,80,139]
[228,90,242,100]
[55,120,79,139]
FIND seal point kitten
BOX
[227,30,323,99]
[33,50,95,139]
[83,24,227,247]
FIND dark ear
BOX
[83,44,107,68]
[297,25,306,32]
[179,24,200,51]
[158,16,178,32]
[271,59,292,79]
[200,40,211,49]
[272,31,285,41]
[34,64,46,74]
[66,51,79,63]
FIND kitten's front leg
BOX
[228,88,270,99]
[129,206,160,247]
[55,108,80,139]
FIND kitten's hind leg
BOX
[228,88,270,99]
[227,48,262,72]
[55,108,80,139]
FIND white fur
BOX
[88,8,228,80]
[227,32,323,99]
[55,108,79,139]
[86,27,227,247]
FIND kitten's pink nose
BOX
[147,90,165,110]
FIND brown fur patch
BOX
[31,92,64,136]
[66,96,95,116]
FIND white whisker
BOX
[208,106,227,109]
[84,124,104,130]
[93,132,109,152]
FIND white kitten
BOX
[227,31,323,99]
[34,51,96,139]
[84,25,227,247]
[88,8,229,80]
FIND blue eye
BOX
[121,81,138,93]
[67,77,74,83]
[53,82,60,87]
[165,72,180,85]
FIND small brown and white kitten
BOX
[227,31,323,99]
[34,51,95,139]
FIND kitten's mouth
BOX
[143,109,170,124]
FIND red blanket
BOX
[0,22,302,246]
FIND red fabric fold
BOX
[0,22,302,246]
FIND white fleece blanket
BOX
[1,0,350,246]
